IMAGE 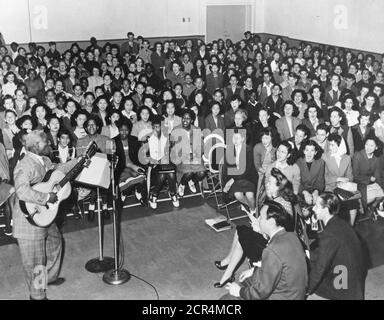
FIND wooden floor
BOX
[0,200,383,300]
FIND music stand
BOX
[103,153,130,285]
[76,153,114,273]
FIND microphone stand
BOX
[103,151,131,285]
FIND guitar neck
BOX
[58,157,86,188]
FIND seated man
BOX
[171,109,206,197]
[147,115,179,209]
[308,192,366,300]
[222,200,308,300]
[114,117,146,206]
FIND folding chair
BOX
[202,142,226,204]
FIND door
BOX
[206,5,249,43]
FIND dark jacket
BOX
[308,216,366,300]
[204,114,225,133]
[114,134,141,181]
[296,158,325,193]
[302,118,325,137]
[352,149,384,207]
[240,230,308,300]
[351,125,375,153]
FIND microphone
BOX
[106,140,116,155]
[106,140,117,164]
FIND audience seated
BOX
[1,31,384,300]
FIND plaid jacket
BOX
[12,152,76,240]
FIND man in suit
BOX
[222,201,308,300]
[223,75,245,107]
[13,130,78,300]
[287,124,311,155]
[308,192,366,300]
[325,74,342,107]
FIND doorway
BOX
[206,5,251,43]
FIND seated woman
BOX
[222,128,258,216]
[114,117,146,206]
[120,96,138,124]
[228,109,253,146]
[352,135,384,211]
[341,94,360,128]
[266,140,301,195]
[131,106,153,141]
[147,115,179,209]
[291,88,308,120]
[2,109,20,159]
[101,109,122,139]
[62,99,80,132]
[171,109,206,197]
[296,140,325,206]
[323,133,358,225]
[214,168,295,288]
[70,109,89,145]
[31,103,51,130]
[253,127,277,176]
[204,102,225,133]
[307,85,328,123]
[275,100,302,141]
[329,107,354,156]
[162,101,182,136]
[251,107,277,146]
[302,104,324,137]
[351,110,375,153]
[190,104,205,130]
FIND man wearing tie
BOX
[325,74,342,107]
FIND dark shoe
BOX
[213,274,235,288]
[88,209,95,222]
[214,260,228,271]
[48,277,65,286]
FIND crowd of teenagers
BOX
[0,30,383,299]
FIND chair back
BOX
[204,143,227,174]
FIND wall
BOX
[0,0,201,44]
[1,0,383,54]
[264,0,384,53]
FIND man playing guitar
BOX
[12,130,80,300]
